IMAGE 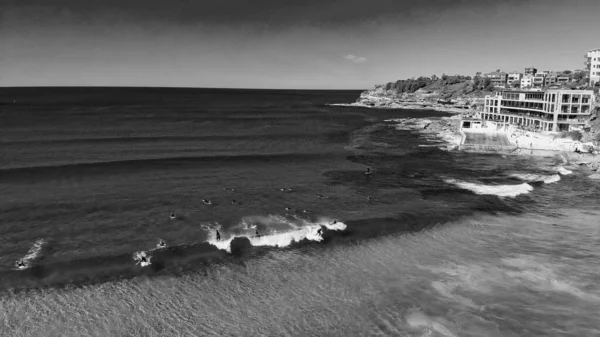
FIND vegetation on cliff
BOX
[383,74,494,97]
[356,74,496,111]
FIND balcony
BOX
[557,118,587,124]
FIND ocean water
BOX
[1,87,599,336]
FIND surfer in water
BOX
[16,260,26,268]
[202,199,212,205]
[140,254,148,264]
[255,229,261,237]
[317,194,324,199]
[216,230,221,241]
[330,220,337,225]
[158,240,166,248]
[317,228,323,236]
[364,167,372,175]
[170,213,176,220]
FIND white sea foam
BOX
[554,166,572,175]
[509,173,561,184]
[133,251,151,267]
[404,310,458,337]
[445,179,533,197]
[15,238,45,269]
[207,217,347,253]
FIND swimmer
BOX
[223,187,235,192]
[202,199,212,205]
[364,167,372,175]
[285,207,292,211]
[170,213,176,220]
[330,220,337,225]
[232,199,237,205]
[317,194,324,199]
[367,196,373,202]
[255,229,260,237]
[16,260,26,268]
[216,230,221,241]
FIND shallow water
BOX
[1,88,599,336]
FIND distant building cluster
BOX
[476,48,599,133]
[475,48,600,90]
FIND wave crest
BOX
[206,216,347,253]
[509,173,560,184]
[445,179,533,198]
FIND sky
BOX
[1,0,599,89]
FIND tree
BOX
[562,70,572,75]
[483,78,493,90]
[573,71,585,81]
[512,81,520,88]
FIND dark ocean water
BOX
[1,88,599,336]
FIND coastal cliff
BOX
[341,76,494,114]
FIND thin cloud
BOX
[344,54,367,63]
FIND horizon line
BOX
[0,85,367,91]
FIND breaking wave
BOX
[509,173,561,184]
[554,166,573,175]
[15,238,45,269]
[206,215,347,253]
[444,179,533,198]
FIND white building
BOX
[482,89,595,132]
[520,74,534,88]
[586,48,600,86]
[507,72,522,87]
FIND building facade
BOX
[532,73,546,88]
[507,72,523,87]
[545,72,559,86]
[586,48,600,86]
[482,89,595,132]
[525,67,537,76]
[484,72,508,87]
[520,74,534,88]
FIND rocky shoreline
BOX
[332,84,487,114]
[385,116,463,150]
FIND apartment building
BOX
[586,48,600,86]
[483,71,508,87]
[524,67,537,76]
[532,73,546,88]
[482,89,595,132]
[507,72,522,86]
[520,74,534,88]
[545,72,559,86]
